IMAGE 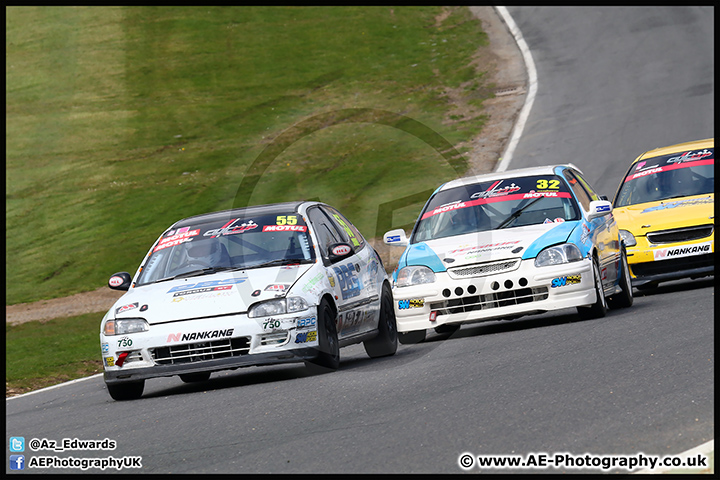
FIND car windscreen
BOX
[412,175,580,243]
[614,147,714,207]
[136,212,316,286]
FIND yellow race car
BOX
[611,138,714,290]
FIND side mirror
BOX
[588,200,613,220]
[327,243,354,262]
[383,229,409,247]
[108,272,132,291]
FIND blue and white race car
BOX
[101,201,396,400]
[383,164,633,343]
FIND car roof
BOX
[437,164,582,192]
[171,201,313,228]
[632,138,714,165]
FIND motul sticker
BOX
[653,241,712,261]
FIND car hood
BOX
[111,264,314,324]
[402,221,579,271]
[613,194,714,236]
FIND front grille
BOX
[447,259,521,279]
[646,225,713,244]
[152,337,251,365]
[429,287,548,316]
[631,253,714,277]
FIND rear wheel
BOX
[577,257,608,320]
[179,372,211,383]
[363,284,398,358]
[305,298,340,373]
[608,251,633,309]
[398,329,426,344]
[106,380,144,401]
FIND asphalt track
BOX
[6,6,714,474]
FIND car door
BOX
[305,206,378,338]
[565,169,619,288]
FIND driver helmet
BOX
[185,240,222,266]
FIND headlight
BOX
[396,265,436,288]
[248,297,309,318]
[619,229,637,247]
[104,318,149,336]
[535,243,583,267]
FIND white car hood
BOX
[111,264,314,324]
[417,223,568,267]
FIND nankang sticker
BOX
[653,242,712,261]
[551,275,582,288]
[116,302,139,315]
[166,328,234,343]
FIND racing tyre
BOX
[363,284,398,358]
[577,257,608,320]
[434,323,460,339]
[607,251,633,309]
[398,329,426,344]
[179,372,211,383]
[306,298,340,373]
[106,380,144,401]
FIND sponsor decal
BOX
[140,304,148,312]
[301,272,325,293]
[167,277,247,293]
[109,276,125,287]
[295,330,318,344]
[471,180,522,199]
[551,274,582,288]
[668,149,713,164]
[251,289,261,297]
[166,328,234,343]
[596,204,611,213]
[104,356,115,367]
[523,191,559,199]
[262,224,307,232]
[172,285,232,297]
[448,241,522,257]
[154,236,195,252]
[327,275,336,287]
[171,291,232,302]
[101,342,109,354]
[159,229,200,245]
[653,242,712,261]
[386,235,401,243]
[262,319,281,330]
[331,244,352,256]
[332,264,361,300]
[580,223,591,244]
[204,219,258,238]
[116,302,139,315]
[297,316,316,329]
[641,197,713,213]
[398,298,425,309]
[264,284,290,292]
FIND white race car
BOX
[101,201,397,400]
[384,164,633,343]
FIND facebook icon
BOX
[10,455,25,470]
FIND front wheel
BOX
[577,257,608,320]
[106,380,144,401]
[305,298,340,373]
[363,284,398,358]
[608,251,633,309]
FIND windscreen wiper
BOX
[246,258,312,269]
[496,197,543,230]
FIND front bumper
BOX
[392,258,595,332]
[101,309,319,385]
[625,237,714,286]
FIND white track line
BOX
[6,374,103,401]
[493,6,538,173]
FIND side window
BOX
[306,207,344,258]
[574,171,601,201]
[323,206,365,250]
[563,170,592,211]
